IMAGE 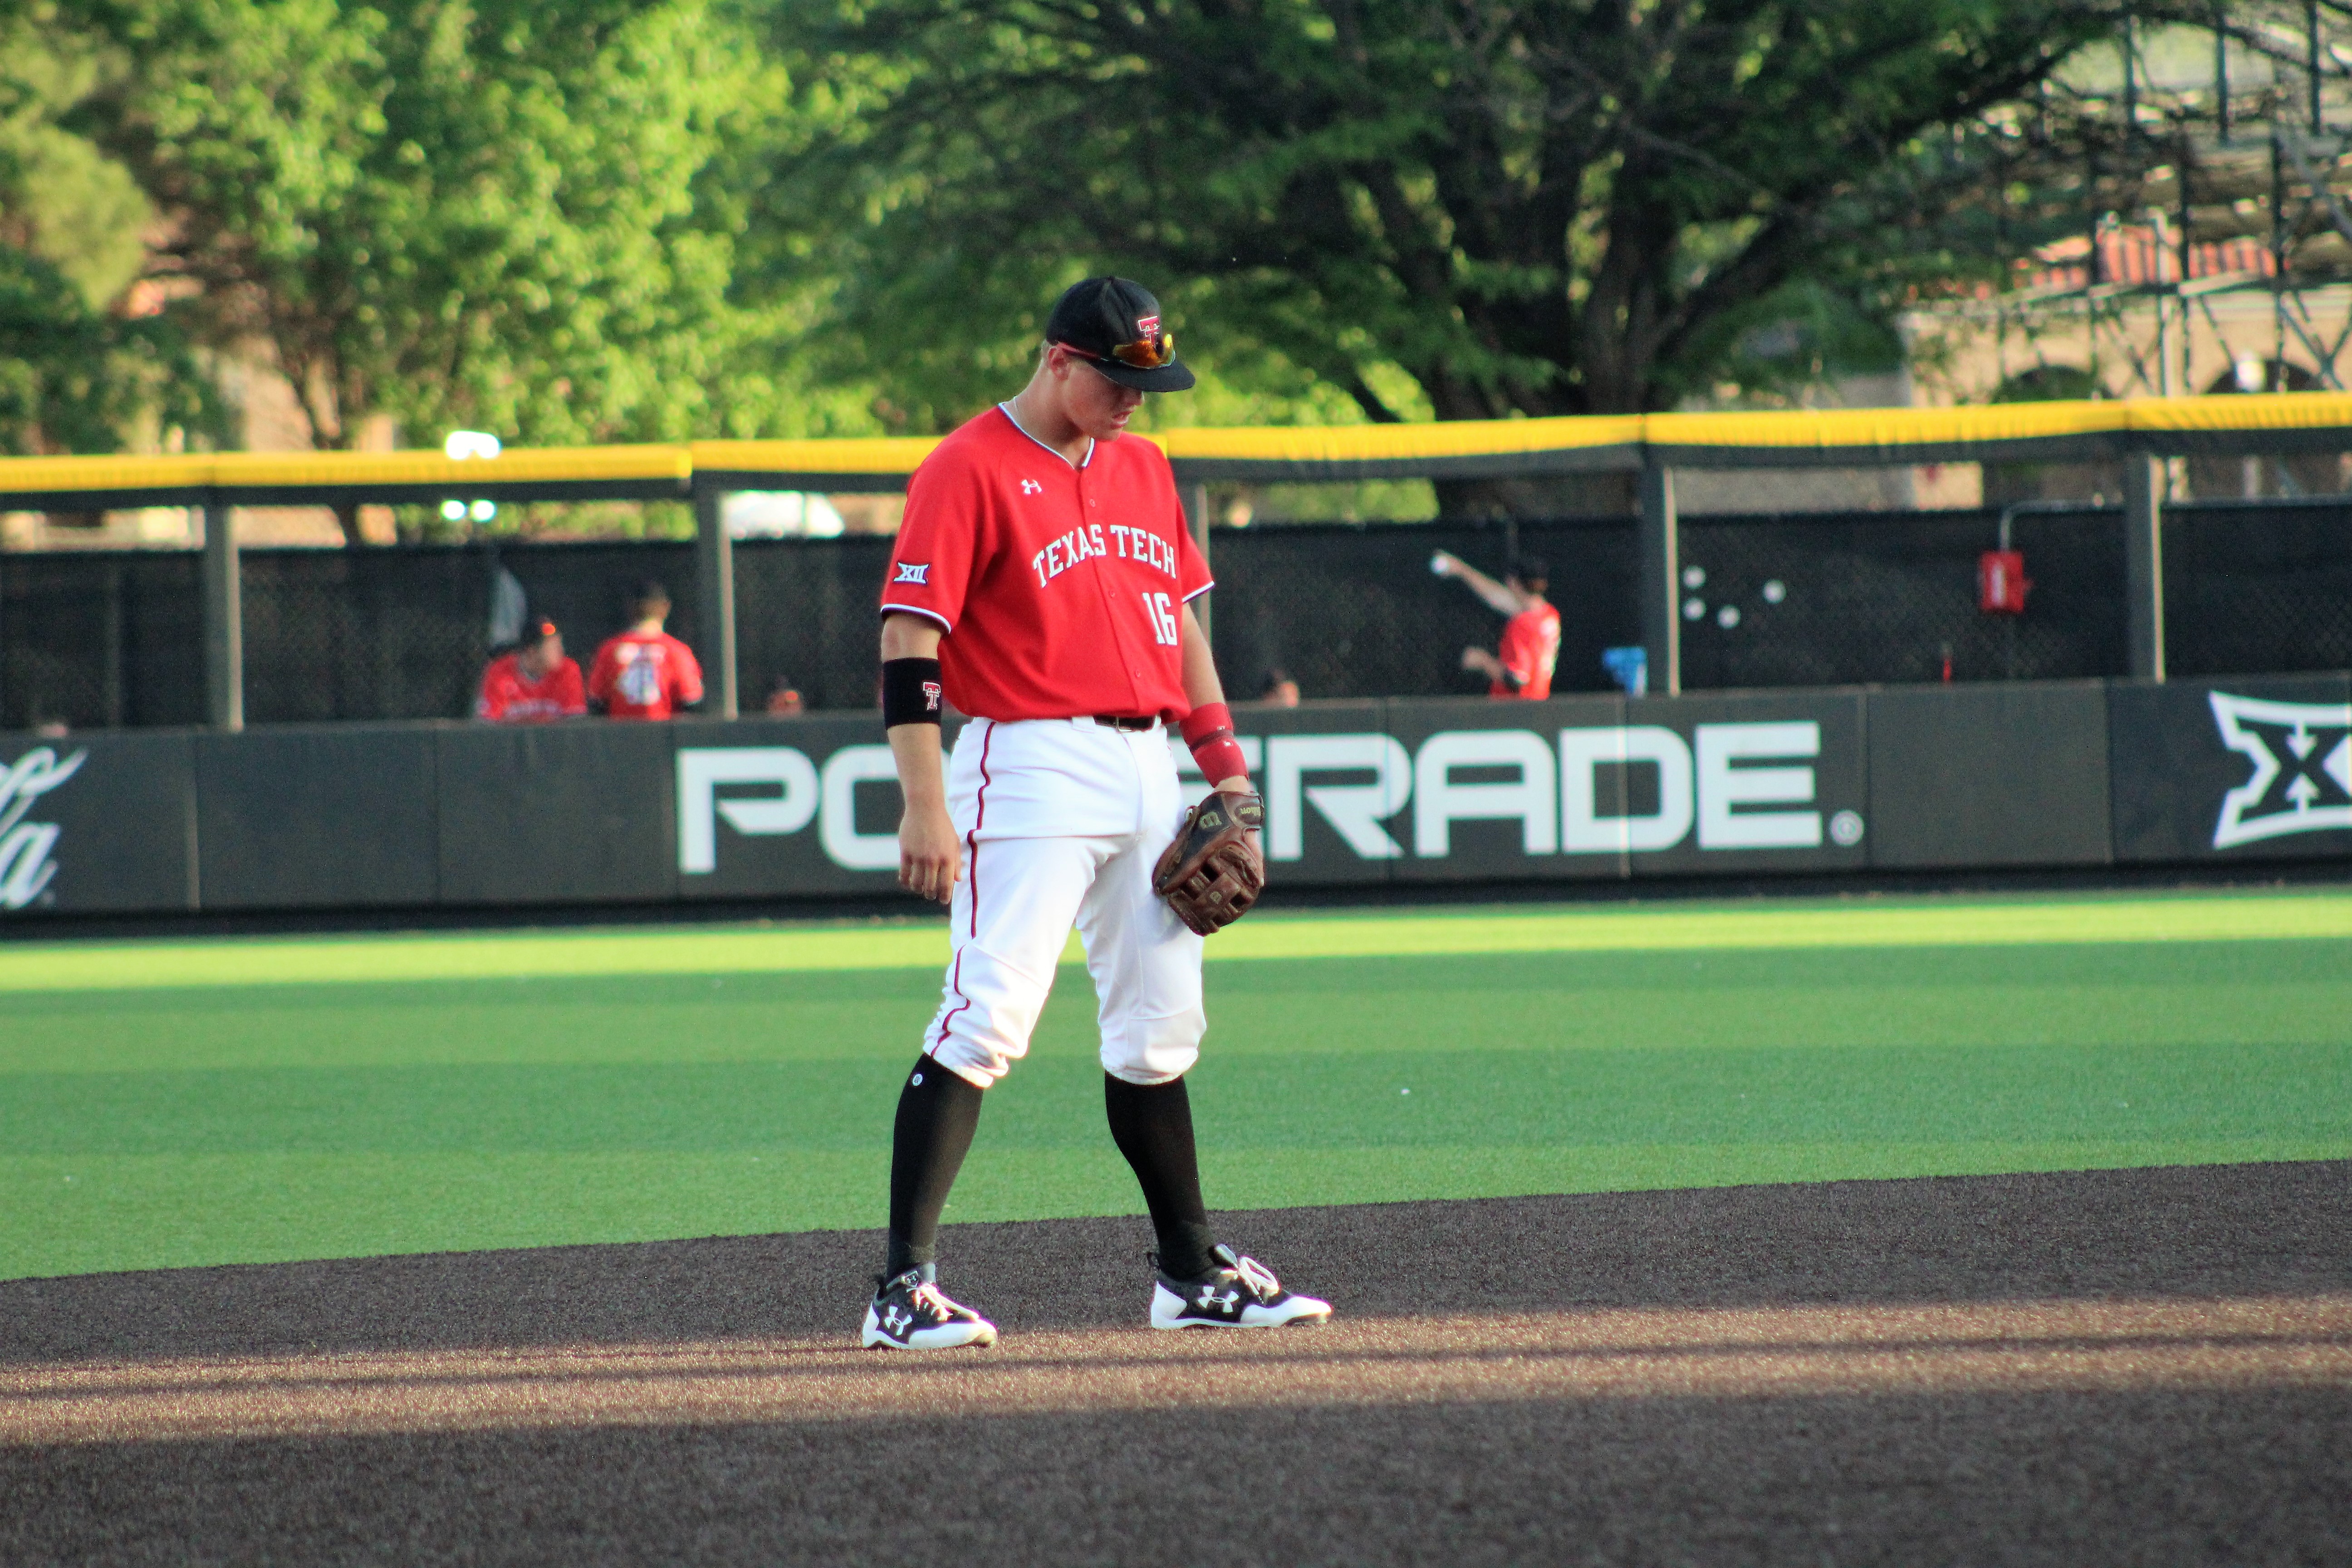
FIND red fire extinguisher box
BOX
[1978,549,2029,614]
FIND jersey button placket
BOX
[1078,467,1150,711]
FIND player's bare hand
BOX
[1460,645,1494,674]
[899,804,963,904]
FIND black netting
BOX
[1207,518,1636,700]
[2163,502,2352,678]
[733,535,899,712]
[240,542,697,723]
[6,502,2350,730]
[0,551,204,730]
[1674,509,2128,688]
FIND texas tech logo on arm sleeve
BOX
[2209,691,2352,848]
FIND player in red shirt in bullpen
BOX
[475,619,587,722]
[1431,549,1561,700]
[587,580,705,720]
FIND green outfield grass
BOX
[3,889,2349,1280]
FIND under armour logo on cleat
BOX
[1198,1287,1240,1312]
[883,1306,912,1333]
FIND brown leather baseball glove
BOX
[1152,789,1266,936]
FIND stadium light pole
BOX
[201,503,242,730]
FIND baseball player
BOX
[474,618,586,722]
[863,276,1330,1349]
[586,580,705,719]
[1432,549,1561,700]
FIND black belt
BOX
[1092,715,1159,732]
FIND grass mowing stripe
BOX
[2,923,2346,1279]
[8,888,2352,994]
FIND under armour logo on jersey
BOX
[1019,478,1044,495]
[893,562,930,585]
[1197,1286,1240,1312]
[2210,691,2352,848]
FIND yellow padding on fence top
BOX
[1643,400,2131,450]
[0,446,693,495]
[1646,392,2352,450]
[212,444,691,488]
[0,452,216,494]
[10,393,2352,498]
[2121,390,2352,433]
[1158,414,1646,462]
[689,437,943,475]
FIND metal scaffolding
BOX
[1949,7,2352,444]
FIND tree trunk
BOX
[332,503,367,547]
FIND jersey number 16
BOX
[1142,592,1179,647]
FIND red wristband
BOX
[1182,703,1248,784]
[1180,702,1234,746]
[1192,733,1249,786]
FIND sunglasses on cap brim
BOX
[1059,332,1177,371]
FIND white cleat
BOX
[1150,1244,1332,1330]
[861,1269,999,1350]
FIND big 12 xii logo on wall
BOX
[2209,692,2352,848]
[0,745,86,910]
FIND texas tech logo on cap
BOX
[1136,314,1160,338]
[2209,691,2352,848]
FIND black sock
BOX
[1104,1073,1218,1279]
[884,1056,984,1281]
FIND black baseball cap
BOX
[1045,277,1196,392]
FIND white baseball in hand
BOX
[1429,552,1450,576]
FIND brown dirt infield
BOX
[3,1160,2348,1565]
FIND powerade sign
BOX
[672,693,1873,888]
[678,743,902,874]
[15,676,2352,919]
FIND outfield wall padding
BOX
[435,723,678,906]
[1864,683,2114,870]
[195,728,441,910]
[3,676,2347,920]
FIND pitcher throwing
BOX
[863,276,1330,1349]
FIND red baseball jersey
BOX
[879,407,1212,721]
[587,630,704,720]
[1491,602,1562,700]
[475,652,586,722]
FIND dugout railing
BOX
[6,395,2352,729]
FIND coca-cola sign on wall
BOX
[0,746,86,910]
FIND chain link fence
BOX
[5,500,2349,730]
[0,551,204,729]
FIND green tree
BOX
[71,0,821,537]
[0,242,219,455]
[767,0,2194,509]
[0,2,221,454]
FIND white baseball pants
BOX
[924,717,1205,1089]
